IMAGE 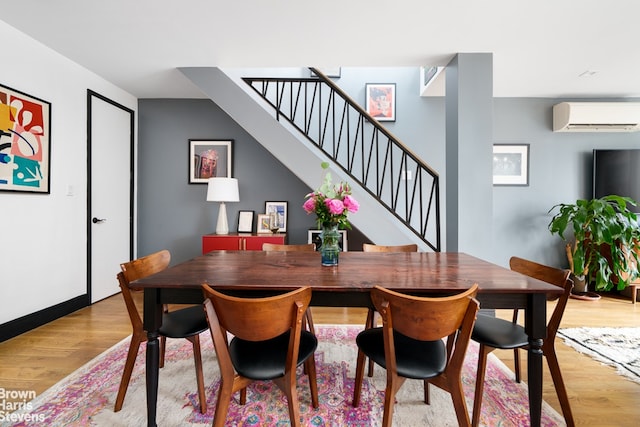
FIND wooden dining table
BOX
[131,250,562,427]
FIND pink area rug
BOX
[2,325,564,426]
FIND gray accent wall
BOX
[137,99,369,263]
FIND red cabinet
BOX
[202,233,286,254]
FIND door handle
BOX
[92,217,107,224]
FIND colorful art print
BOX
[265,201,288,232]
[0,83,51,193]
[365,83,396,122]
[189,139,233,183]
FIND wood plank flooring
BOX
[0,292,638,426]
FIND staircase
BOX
[179,67,441,251]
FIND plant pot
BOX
[571,273,588,293]
[569,272,601,301]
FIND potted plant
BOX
[548,195,640,293]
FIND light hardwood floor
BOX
[0,292,638,426]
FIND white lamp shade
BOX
[206,178,239,202]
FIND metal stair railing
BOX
[243,68,440,251]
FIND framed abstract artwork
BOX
[365,83,396,122]
[492,144,530,186]
[0,83,52,193]
[265,201,288,232]
[256,214,271,234]
[189,139,233,184]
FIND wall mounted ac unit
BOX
[553,102,640,132]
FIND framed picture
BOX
[308,229,348,252]
[189,139,233,184]
[265,201,288,232]
[365,83,395,122]
[0,83,52,193]
[493,144,530,186]
[237,210,254,233]
[256,214,271,234]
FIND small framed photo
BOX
[265,201,288,232]
[365,83,396,122]
[237,210,254,233]
[493,144,530,186]
[308,229,348,252]
[189,139,233,184]
[256,214,271,234]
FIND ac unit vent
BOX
[553,102,640,132]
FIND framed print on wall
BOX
[265,201,288,232]
[492,144,530,186]
[365,83,395,122]
[256,214,271,234]
[0,83,52,193]
[189,139,233,184]
[237,210,254,233]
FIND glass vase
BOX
[320,224,340,266]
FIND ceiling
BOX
[2,0,640,99]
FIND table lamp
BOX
[206,177,239,234]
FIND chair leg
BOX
[352,349,367,407]
[545,347,575,427]
[304,308,315,335]
[159,336,166,368]
[471,344,492,427]
[450,377,472,427]
[513,348,521,383]
[212,381,234,427]
[423,380,430,404]
[365,309,376,377]
[631,285,638,304]
[187,334,207,414]
[114,332,144,412]
[305,356,319,408]
[381,374,405,427]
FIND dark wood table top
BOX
[131,251,561,297]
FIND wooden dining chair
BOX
[470,256,575,427]
[202,284,319,427]
[114,250,208,414]
[362,243,418,376]
[353,284,479,427]
[262,242,316,251]
[262,242,317,332]
[361,243,418,253]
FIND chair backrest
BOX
[202,284,311,341]
[118,250,171,331]
[371,285,479,370]
[371,284,479,342]
[262,243,316,252]
[362,243,418,252]
[120,249,171,284]
[509,256,573,339]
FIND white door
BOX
[89,91,133,303]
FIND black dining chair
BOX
[202,284,319,427]
[470,256,575,427]
[114,250,208,414]
[353,284,479,427]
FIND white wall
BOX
[0,21,137,324]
